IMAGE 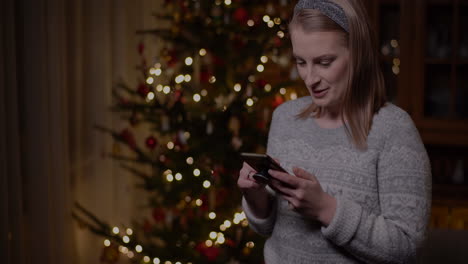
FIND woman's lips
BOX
[312,88,329,99]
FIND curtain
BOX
[1,0,161,263]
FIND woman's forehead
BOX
[290,30,347,57]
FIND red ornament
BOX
[271,95,285,108]
[233,8,248,24]
[145,135,158,150]
[152,207,166,223]
[120,129,136,149]
[137,83,150,98]
[195,242,220,262]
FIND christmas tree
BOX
[74,0,302,263]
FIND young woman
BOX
[238,0,431,263]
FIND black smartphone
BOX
[240,152,287,183]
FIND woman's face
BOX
[291,28,350,112]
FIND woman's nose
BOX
[305,68,320,87]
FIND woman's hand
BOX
[238,162,273,219]
[268,167,337,226]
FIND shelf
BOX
[433,184,468,201]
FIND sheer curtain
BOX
[1,0,161,263]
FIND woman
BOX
[237,0,431,263]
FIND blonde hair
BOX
[289,0,386,149]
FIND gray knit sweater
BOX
[242,96,432,264]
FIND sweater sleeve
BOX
[242,108,282,237]
[321,111,432,263]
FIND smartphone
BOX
[240,152,287,183]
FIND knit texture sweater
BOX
[242,96,432,264]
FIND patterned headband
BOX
[294,0,349,32]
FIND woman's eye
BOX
[320,60,332,66]
[295,60,305,65]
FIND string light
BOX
[257,64,265,72]
[280,88,286,95]
[199,48,207,56]
[104,239,111,247]
[185,196,192,203]
[246,241,255,248]
[246,98,254,107]
[120,246,129,254]
[163,86,171,94]
[233,83,242,92]
[268,21,275,28]
[290,92,298,100]
[264,84,272,92]
[247,19,255,27]
[143,256,151,263]
[277,31,285,38]
[166,174,174,182]
[248,75,256,82]
[220,224,226,231]
[112,227,120,234]
[193,169,201,176]
[274,17,281,25]
[224,0,232,5]
[263,15,271,22]
[186,157,194,164]
[128,251,134,258]
[175,173,183,181]
[167,142,175,150]
[126,228,133,235]
[153,258,161,264]
[260,56,268,63]
[201,89,208,96]
[390,39,399,48]
[147,92,155,101]
[224,220,232,228]
[205,240,213,247]
[156,84,163,92]
[193,94,201,102]
[155,69,162,76]
[146,77,154,84]
[209,76,216,83]
[135,245,143,253]
[123,235,130,243]
[217,236,225,244]
[209,212,216,219]
[209,231,217,239]
[184,74,191,82]
[203,180,211,188]
[195,199,203,206]
[185,57,193,65]
[175,75,185,83]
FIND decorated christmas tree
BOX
[74,0,302,263]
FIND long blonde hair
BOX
[289,0,386,149]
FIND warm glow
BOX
[205,240,213,247]
[153,258,161,264]
[274,17,281,25]
[290,92,297,100]
[224,0,232,5]
[166,174,174,182]
[263,15,270,22]
[163,86,171,94]
[199,49,207,56]
[280,88,286,95]
[193,169,201,176]
[185,57,193,65]
[247,20,254,27]
[193,94,201,102]
[257,64,265,72]
[126,228,133,235]
[175,75,185,84]
[201,89,208,96]
[268,21,274,28]
[195,199,203,206]
[217,236,225,244]
[264,84,272,92]
[234,83,242,92]
[186,157,194,164]
[260,56,268,63]
[146,77,154,84]
[147,92,155,101]
[136,245,143,252]
[167,142,175,150]
[143,256,151,263]
[104,239,111,247]
[123,235,130,243]
[209,212,216,219]
[203,180,211,188]
[185,74,191,82]
[277,31,285,38]
[209,232,217,239]
[112,227,120,234]
[391,39,399,48]
[246,98,254,107]
[155,69,162,76]
[224,220,232,228]
[175,173,183,181]
[127,251,134,258]
[246,241,255,248]
[209,76,216,83]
